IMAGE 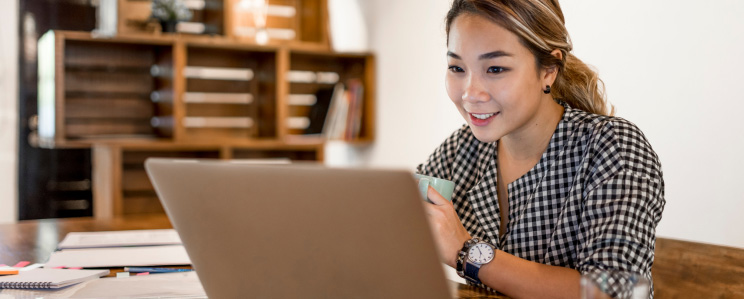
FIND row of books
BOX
[301,80,364,140]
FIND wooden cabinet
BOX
[116,0,329,45]
[92,142,323,218]
[36,30,374,218]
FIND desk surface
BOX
[0,215,506,299]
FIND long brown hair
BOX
[445,0,613,116]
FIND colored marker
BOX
[0,269,19,275]
[123,267,193,273]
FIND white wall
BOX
[325,0,462,170]
[0,0,19,223]
[357,0,744,249]
[560,0,744,248]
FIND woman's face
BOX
[446,13,551,143]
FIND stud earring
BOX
[543,85,551,94]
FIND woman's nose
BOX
[462,75,489,102]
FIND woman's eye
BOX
[487,66,506,73]
[448,66,464,73]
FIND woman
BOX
[418,0,665,298]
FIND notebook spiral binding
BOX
[0,281,54,289]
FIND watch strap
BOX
[464,261,482,284]
[456,238,479,278]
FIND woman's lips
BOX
[469,112,498,126]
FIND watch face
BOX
[468,243,494,264]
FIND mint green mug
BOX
[414,174,455,204]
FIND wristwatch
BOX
[463,239,496,285]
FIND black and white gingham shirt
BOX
[417,101,665,296]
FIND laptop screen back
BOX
[145,159,451,299]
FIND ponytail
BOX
[553,53,613,115]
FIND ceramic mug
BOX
[414,174,455,204]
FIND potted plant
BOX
[151,0,193,33]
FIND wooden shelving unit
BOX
[92,141,323,218]
[117,0,329,46]
[36,26,374,218]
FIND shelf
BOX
[116,0,329,47]
[37,29,373,219]
[37,31,374,147]
[183,92,253,104]
[284,52,374,141]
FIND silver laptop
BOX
[145,158,452,299]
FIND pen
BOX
[123,267,193,273]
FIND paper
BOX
[0,268,109,289]
[45,245,191,268]
[442,263,466,284]
[70,272,206,298]
[0,272,206,298]
[57,229,182,249]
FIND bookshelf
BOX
[35,30,374,218]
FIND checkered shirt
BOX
[417,101,665,297]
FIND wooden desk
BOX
[0,215,506,299]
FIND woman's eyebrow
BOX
[446,50,513,60]
[447,51,462,59]
[479,50,512,60]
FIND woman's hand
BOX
[423,186,471,268]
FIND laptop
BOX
[145,158,453,299]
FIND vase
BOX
[160,20,178,33]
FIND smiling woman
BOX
[417,0,665,298]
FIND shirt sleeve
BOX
[415,125,467,180]
[575,119,665,297]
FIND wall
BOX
[358,0,744,248]
[0,0,18,223]
[326,0,462,169]
[560,0,744,248]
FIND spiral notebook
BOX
[0,269,109,289]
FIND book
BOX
[0,268,109,289]
[323,83,349,139]
[304,87,336,135]
[45,245,191,269]
[322,80,364,140]
[345,79,364,140]
[57,229,182,249]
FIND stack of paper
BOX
[45,245,191,269]
[46,229,191,269]
[57,229,181,249]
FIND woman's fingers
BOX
[426,186,451,206]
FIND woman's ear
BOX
[542,49,563,85]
